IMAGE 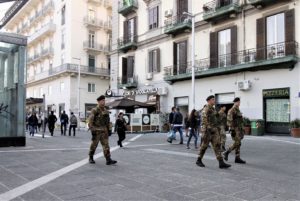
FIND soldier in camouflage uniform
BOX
[223,97,246,164]
[88,95,117,165]
[218,105,227,151]
[196,95,231,169]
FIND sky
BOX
[0,2,14,21]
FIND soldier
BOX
[88,95,117,165]
[196,95,231,169]
[223,97,246,164]
[218,105,227,151]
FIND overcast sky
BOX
[0,2,14,21]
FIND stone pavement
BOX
[0,129,299,201]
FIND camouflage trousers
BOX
[219,125,226,147]
[89,128,110,159]
[198,127,222,161]
[227,127,243,157]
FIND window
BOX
[122,56,134,84]
[40,62,44,72]
[61,5,66,25]
[267,13,285,58]
[61,53,65,64]
[89,30,95,48]
[123,17,136,43]
[40,87,44,97]
[61,29,65,49]
[88,55,95,72]
[148,49,160,73]
[88,83,95,93]
[149,6,159,30]
[218,29,231,67]
[173,41,187,75]
[88,9,95,22]
[48,85,52,95]
[60,82,65,92]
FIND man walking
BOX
[196,95,231,169]
[88,95,117,165]
[223,97,246,164]
[171,107,184,144]
[218,105,227,151]
[60,111,69,136]
[48,111,57,136]
[69,112,77,136]
[167,107,176,142]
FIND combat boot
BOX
[106,157,117,165]
[219,159,231,169]
[196,158,205,167]
[89,155,95,164]
[223,150,230,161]
[235,157,246,164]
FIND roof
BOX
[0,0,28,29]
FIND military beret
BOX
[233,97,240,102]
[206,95,215,101]
[97,95,106,101]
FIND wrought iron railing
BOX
[118,34,138,47]
[83,17,104,27]
[203,0,239,14]
[83,41,108,52]
[164,41,299,77]
[118,75,138,85]
[164,14,192,30]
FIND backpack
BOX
[70,115,77,125]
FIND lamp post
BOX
[72,57,81,130]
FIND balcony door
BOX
[122,56,134,84]
[218,29,231,67]
[88,9,95,23]
[124,17,136,43]
[88,30,95,48]
[177,0,188,22]
[173,41,187,75]
[88,55,95,72]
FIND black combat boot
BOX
[106,157,117,165]
[89,155,95,164]
[235,157,246,164]
[219,159,231,169]
[196,158,205,167]
[221,145,226,152]
[223,150,230,161]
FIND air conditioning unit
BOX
[238,80,251,91]
[164,9,173,17]
[146,73,153,80]
[158,87,168,95]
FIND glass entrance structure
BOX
[0,32,27,147]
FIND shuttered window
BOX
[173,41,187,75]
[149,6,159,30]
[148,49,160,73]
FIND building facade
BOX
[1,0,112,119]
[111,0,300,134]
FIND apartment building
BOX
[1,0,112,119]
[110,0,300,134]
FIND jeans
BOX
[172,126,183,143]
[69,125,76,136]
[61,123,67,135]
[29,125,35,136]
[187,128,198,147]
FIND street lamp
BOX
[72,57,81,130]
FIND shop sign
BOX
[123,88,159,96]
[263,88,289,98]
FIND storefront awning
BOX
[106,98,155,109]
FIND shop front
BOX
[263,88,290,134]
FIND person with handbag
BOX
[69,112,77,136]
[114,112,127,147]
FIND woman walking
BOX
[114,112,127,147]
[186,109,198,149]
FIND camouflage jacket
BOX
[201,104,218,131]
[227,105,243,128]
[88,105,110,130]
[218,110,227,127]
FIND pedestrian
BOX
[28,112,38,136]
[114,112,127,147]
[167,107,176,142]
[218,105,227,151]
[69,112,77,136]
[184,113,190,137]
[48,111,57,136]
[26,113,30,131]
[37,114,42,132]
[223,97,246,164]
[186,109,198,149]
[88,95,117,165]
[60,111,69,136]
[196,95,231,169]
[171,107,184,144]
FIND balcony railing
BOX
[118,34,138,52]
[28,1,54,26]
[164,14,192,35]
[118,0,138,16]
[28,21,56,44]
[203,0,241,22]
[83,41,109,53]
[27,63,110,84]
[118,75,138,89]
[164,41,299,83]
[248,0,287,7]
[27,47,54,65]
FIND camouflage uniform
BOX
[88,105,111,159]
[198,104,222,161]
[226,105,244,157]
[218,110,227,148]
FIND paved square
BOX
[0,131,299,201]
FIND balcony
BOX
[86,0,102,6]
[248,0,289,7]
[118,76,138,89]
[83,17,105,30]
[202,0,241,22]
[118,34,138,53]
[164,41,299,83]
[118,0,138,16]
[28,22,56,45]
[83,41,109,54]
[27,63,110,84]
[164,14,192,36]
[27,47,54,65]
[29,1,54,26]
